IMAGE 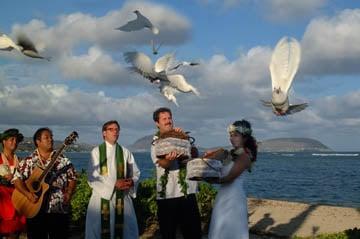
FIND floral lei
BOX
[154,132,189,198]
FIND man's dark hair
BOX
[33,127,53,147]
[153,107,172,122]
[102,120,120,132]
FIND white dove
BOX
[261,37,308,116]
[168,61,200,71]
[0,32,21,51]
[124,51,200,105]
[0,32,50,61]
[116,10,159,35]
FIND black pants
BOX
[27,212,69,239]
[157,194,202,239]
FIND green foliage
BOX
[196,182,218,233]
[178,167,188,197]
[293,227,360,239]
[133,178,158,234]
[70,170,92,223]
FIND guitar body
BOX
[12,167,50,218]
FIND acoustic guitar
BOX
[12,131,78,218]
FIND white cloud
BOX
[0,84,161,128]
[10,1,191,56]
[58,46,133,85]
[302,8,360,75]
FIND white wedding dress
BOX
[208,160,249,239]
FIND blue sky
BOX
[1,0,360,151]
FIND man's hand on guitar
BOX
[26,192,39,203]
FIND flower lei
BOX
[154,131,189,198]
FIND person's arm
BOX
[12,159,38,203]
[63,162,77,204]
[156,151,179,169]
[63,179,76,204]
[219,153,251,184]
[13,178,38,203]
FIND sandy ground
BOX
[140,198,360,238]
[16,198,360,239]
[248,198,360,238]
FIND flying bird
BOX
[116,10,159,35]
[151,39,162,55]
[124,51,200,106]
[169,61,200,71]
[17,34,51,61]
[0,32,21,51]
[0,32,50,61]
[261,37,308,116]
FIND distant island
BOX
[127,135,332,153]
[6,136,331,153]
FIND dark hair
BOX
[0,128,24,146]
[233,120,257,161]
[153,107,172,122]
[102,120,120,132]
[33,127,53,147]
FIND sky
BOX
[0,0,360,151]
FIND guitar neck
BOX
[38,143,67,182]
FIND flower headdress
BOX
[227,124,252,136]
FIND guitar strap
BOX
[99,142,125,239]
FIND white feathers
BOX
[262,37,308,116]
[124,51,200,106]
[116,10,159,35]
[0,33,21,51]
[270,36,301,94]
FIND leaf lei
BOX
[159,168,169,198]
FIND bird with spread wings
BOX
[261,37,308,116]
[124,51,200,106]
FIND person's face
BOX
[2,136,19,152]
[229,131,243,148]
[37,130,53,152]
[156,112,173,133]
[103,123,120,144]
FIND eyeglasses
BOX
[106,128,120,132]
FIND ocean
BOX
[20,151,360,208]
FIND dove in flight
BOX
[124,51,200,105]
[0,32,50,61]
[151,39,162,55]
[116,10,159,35]
[261,37,308,116]
[0,32,21,51]
[16,33,51,61]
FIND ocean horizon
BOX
[17,151,360,208]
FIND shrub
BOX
[133,178,158,234]
[70,170,92,224]
[196,182,218,233]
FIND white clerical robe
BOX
[85,141,140,239]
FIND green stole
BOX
[99,142,125,239]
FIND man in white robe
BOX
[85,120,140,239]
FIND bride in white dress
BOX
[207,120,257,239]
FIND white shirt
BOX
[151,138,197,200]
